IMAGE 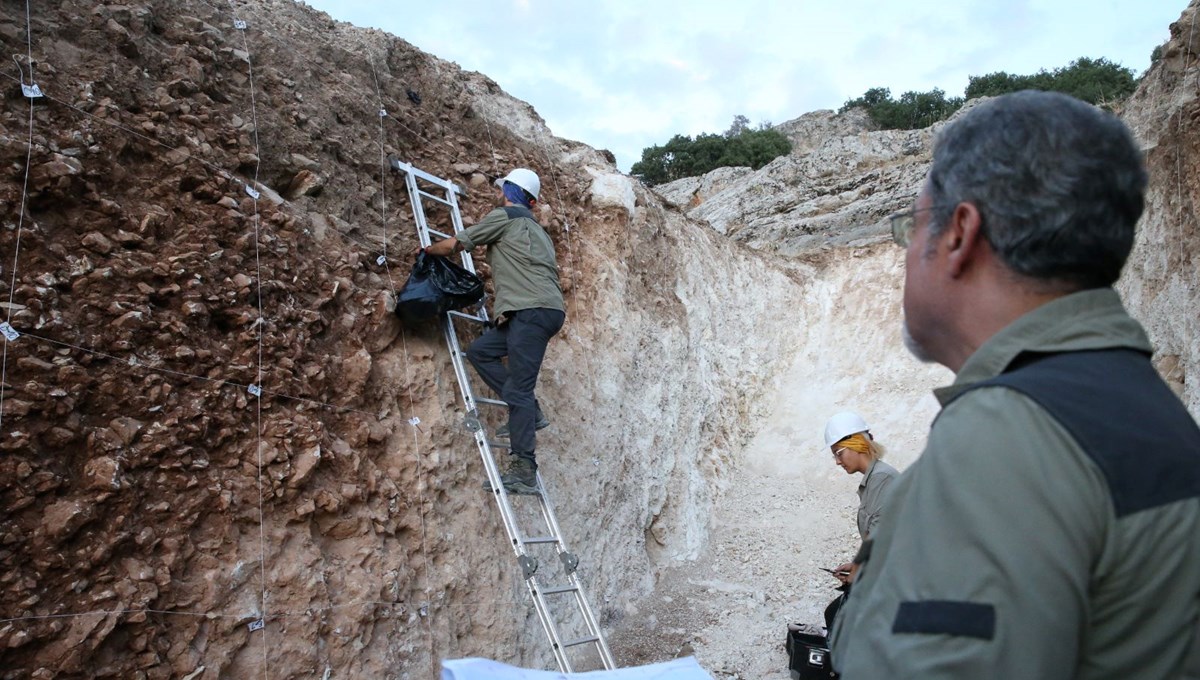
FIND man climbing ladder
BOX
[423,168,566,495]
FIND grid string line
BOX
[0,1,39,437]
[227,3,271,676]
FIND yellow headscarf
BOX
[836,433,872,455]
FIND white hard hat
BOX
[494,168,541,200]
[824,411,870,448]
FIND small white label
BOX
[418,605,428,618]
[0,323,19,341]
[234,19,247,30]
[127,356,139,367]
[247,384,262,397]
[244,185,260,200]
[376,255,386,266]
[21,83,43,98]
[248,619,264,631]
[408,416,421,427]
[378,108,387,118]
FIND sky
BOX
[303,0,1184,171]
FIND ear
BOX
[943,202,987,278]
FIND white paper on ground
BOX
[440,656,713,680]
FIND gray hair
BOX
[927,90,1147,289]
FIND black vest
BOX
[950,349,1200,517]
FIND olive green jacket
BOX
[457,206,564,318]
[832,288,1200,680]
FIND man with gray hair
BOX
[831,91,1200,678]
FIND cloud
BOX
[304,0,1184,170]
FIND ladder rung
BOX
[447,310,488,324]
[418,189,454,206]
[391,159,464,194]
[475,397,507,407]
[561,636,600,649]
[541,584,578,595]
[524,536,560,545]
[427,228,452,239]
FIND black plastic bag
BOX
[395,251,485,325]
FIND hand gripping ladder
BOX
[392,160,615,672]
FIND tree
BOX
[1151,44,1164,66]
[841,56,1138,132]
[840,87,962,130]
[631,116,792,186]
[965,57,1136,105]
[724,114,751,138]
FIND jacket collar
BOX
[934,288,1152,405]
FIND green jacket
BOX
[831,288,1200,679]
[857,459,898,540]
[457,206,565,318]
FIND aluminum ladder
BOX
[392,159,616,672]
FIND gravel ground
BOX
[610,459,863,678]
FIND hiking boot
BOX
[495,414,550,439]
[481,457,540,495]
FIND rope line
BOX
[369,54,439,671]
[227,2,270,675]
[0,2,38,436]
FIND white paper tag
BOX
[234,19,247,30]
[21,83,43,99]
[244,185,260,200]
[408,416,421,427]
[376,255,386,266]
[0,323,19,341]
[248,619,264,631]
[378,108,387,118]
[247,384,262,397]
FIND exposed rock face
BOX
[655,107,937,254]
[1118,0,1200,416]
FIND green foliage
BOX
[965,57,1136,105]
[631,116,792,185]
[840,87,964,130]
[1150,44,1164,66]
[841,57,1138,131]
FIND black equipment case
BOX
[786,629,837,679]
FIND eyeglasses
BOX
[832,448,850,460]
[889,204,952,247]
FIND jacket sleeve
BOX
[861,473,893,539]
[456,208,509,250]
[834,388,1109,679]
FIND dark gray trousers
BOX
[465,308,565,465]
